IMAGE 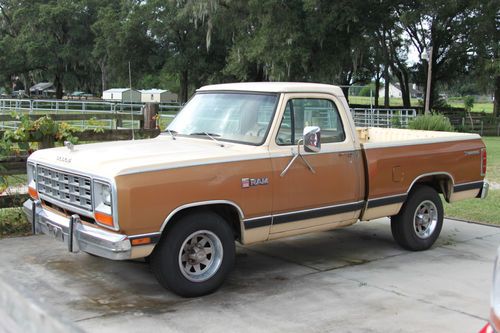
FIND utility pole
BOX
[424,46,433,115]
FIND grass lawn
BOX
[443,136,500,225]
[349,96,421,107]
[483,137,500,184]
[348,96,494,113]
[444,191,500,225]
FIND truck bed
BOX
[356,127,481,148]
[356,127,485,221]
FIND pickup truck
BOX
[24,82,489,297]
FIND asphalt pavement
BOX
[0,218,498,333]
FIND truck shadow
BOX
[41,222,404,317]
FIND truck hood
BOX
[28,134,269,179]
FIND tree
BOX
[397,0,475,109]
[147,0,229,102]
[92,0,157,92]
[469,0,499,117]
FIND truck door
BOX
[269,93,364,237]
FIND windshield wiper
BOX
[189,132,224,147]
[165,129,177,140]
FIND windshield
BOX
[167,92,278,145]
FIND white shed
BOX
[140,89,178,103]
[102,88,142,103]
[378,83,402,98]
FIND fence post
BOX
[480,121,483,136]
[114,104,122,129]
[143,103,159,129]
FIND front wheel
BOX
[391,185,443,251]
[150,211,235,297]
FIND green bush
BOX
[464,95,475,112]
[358,84,376,97]
[408,114,455,132]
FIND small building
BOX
[378,83,402,98]
[30,82,56,97]
[102,88,141,103]
[140,89,178,103]
[378,83,423,99]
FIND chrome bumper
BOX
[478,181,489,199]
[23,199,132,260]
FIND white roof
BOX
[139,89,169,94]
[30,82,54,91]
[197,82,344,96]
[104,88,134,93]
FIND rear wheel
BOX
[391,185,443,251]
[150,211,235,297]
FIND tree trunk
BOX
[401,70,411,108]
[179,69,188,103]
[383,64,390,107]
[22,74,29,97]
[54,74,63,99]
[392,64,411,108]
[341,86,350,103]
[100,59,108,94]
[374,64,381,108]
[494,75,500,118]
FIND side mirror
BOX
[303,126,321,153]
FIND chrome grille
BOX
[37,165,93,211]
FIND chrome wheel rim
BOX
[413,200,438,239]
[178,230,223,282]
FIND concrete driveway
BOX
[0,218,498,333]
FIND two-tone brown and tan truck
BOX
[24,82,489,297]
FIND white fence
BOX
[0,98,183,130]
[351,108,416,128]
[1,98,416,131]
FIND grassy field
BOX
[444,191,500,224]
[444,136,500,224]
[349,96,420,107]
[349,96,494,113]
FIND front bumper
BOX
[23,199,132,260]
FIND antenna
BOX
[129,61,135,140]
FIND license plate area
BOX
[39,215,67,243]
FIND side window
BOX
[276,98,345,145]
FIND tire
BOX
[150,210,235,297]
[391,185,443,251]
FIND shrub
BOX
[358,84,376,97]
[2,113,80,151]
[463,96,475,112]
[408,114,455,132]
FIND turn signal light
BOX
[28,186,39,200]
[95,211,114,227]
[131,237,152,246]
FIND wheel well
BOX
[409,174,454,202]
[161,204,242,241]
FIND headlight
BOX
[491,248,500,331]
[93,181,115,229]
[27,163,38,199]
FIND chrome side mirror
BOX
[303,126,321,153]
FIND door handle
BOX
[339,152,353,157]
